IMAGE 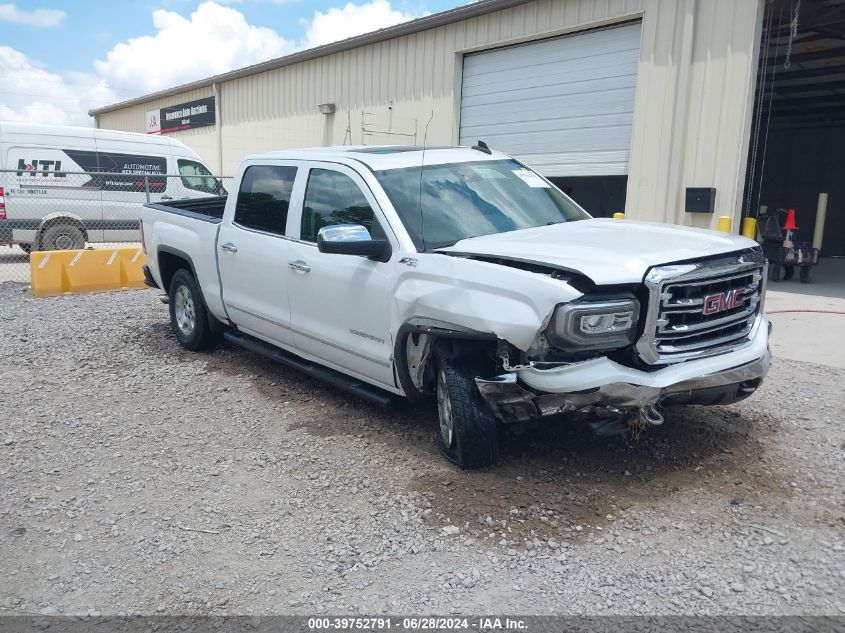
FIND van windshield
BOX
[373,159,589,251]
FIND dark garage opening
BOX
[744,0,845,289]
[549,176,628,218]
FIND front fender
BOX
[392,253,582,352]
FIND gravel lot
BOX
[1,282,843,617]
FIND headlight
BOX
[548,299,640,352]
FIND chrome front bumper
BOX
[476,315,771,423]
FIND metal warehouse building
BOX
[90,0,845,250]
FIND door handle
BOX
[288,260,310,273]
[220,242,238,253]
[161,195,173,200]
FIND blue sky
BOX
[0,0,465,125]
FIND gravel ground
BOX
[1,282,843,617]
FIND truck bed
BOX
[144,196,227,224]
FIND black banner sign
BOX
[158,97,216,133]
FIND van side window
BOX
[178,159,221,194]
[234,165,297,235]
[301,169,376,243]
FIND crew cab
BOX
[140,145,771,469]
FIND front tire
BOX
[168,268,219,351]
[435,351,498,469]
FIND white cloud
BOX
[0,46,116,126]
[0,3,65,28]
[301,0,422,49]
[0,1,428,126]
[93,1,295,94]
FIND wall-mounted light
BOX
[318,103,336,115]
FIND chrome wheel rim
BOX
[173,285,196,336]
[437,368,454,448]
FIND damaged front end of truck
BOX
[397,248,771,438]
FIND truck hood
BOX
[436,218,759,285]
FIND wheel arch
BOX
[158,246,225,333]
[393,318,498,404]
[36,212,88,247]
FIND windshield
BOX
[374,159,590,251]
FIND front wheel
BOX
[168,268,219,351]
[435,351,499,469]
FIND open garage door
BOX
[459,21,642,178]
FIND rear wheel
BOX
[168,268,219,351]
[39,223,85,251]
[435,350,498,469]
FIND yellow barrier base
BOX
[30,247,147,298]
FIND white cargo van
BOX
[0,122,221,252]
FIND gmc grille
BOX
[636,251,767,364]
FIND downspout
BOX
[665,0,696,226]
[213,82,223,175]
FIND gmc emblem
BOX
[703,289,746,316]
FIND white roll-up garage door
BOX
[459,22,642,177]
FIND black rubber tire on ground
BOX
[800,266,812,284]
[783,264,795,281]
[18,243,32,254]
[768,262,782,282]
[38,223,85,251]
[435,350,499,469]
[168,268,220,351]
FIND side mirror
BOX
[317,224,389,261]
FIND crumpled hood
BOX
[436,218,758,285]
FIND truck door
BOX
[285,164,396,390]
[216,163,299,348]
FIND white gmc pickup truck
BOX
[141,145,771,469]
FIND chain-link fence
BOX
[0,170,233,283]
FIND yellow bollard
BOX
[741,217,757,240]
[716,216,732,233]
[612,212,625,219]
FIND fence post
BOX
[144,176,150,204]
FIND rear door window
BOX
[234,165,297,235]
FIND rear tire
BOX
[435,350,499,469]
[168,268,219,351]
[39,223,85,251]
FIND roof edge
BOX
[89,0,532,117]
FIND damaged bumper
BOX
[476,315,771,423]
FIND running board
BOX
[223,330,395,409]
